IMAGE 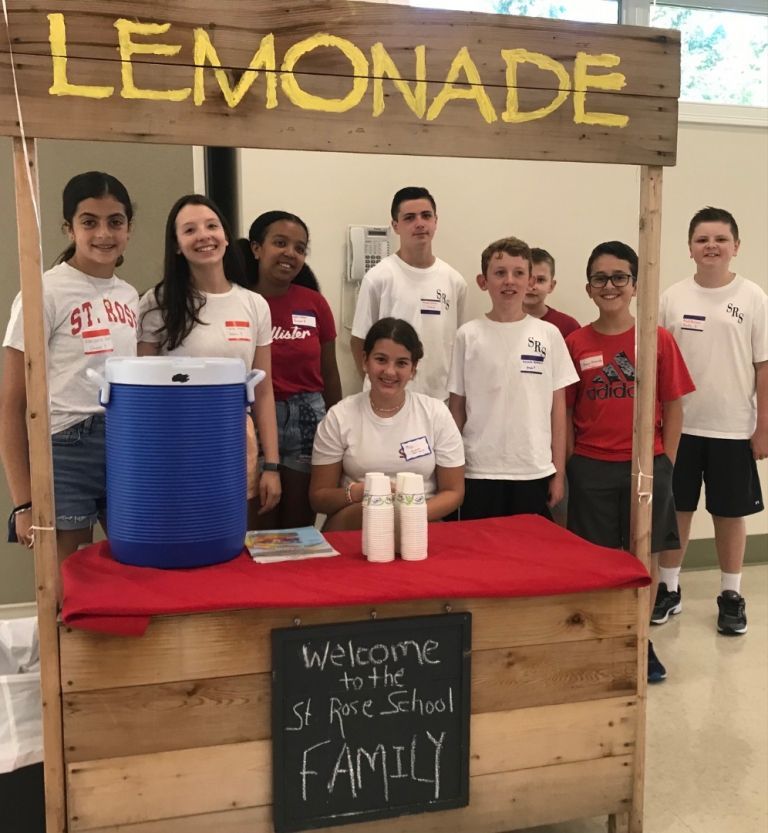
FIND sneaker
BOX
[647,641,667,683]
[717,591,748,635]
[651,582,682,625]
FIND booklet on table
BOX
[245,526,340,563]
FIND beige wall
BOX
[0,139,194,604]
[0,119,765,603]
[238,118,768,543]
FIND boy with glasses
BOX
[655,207,767,635]
[565,241,695,682]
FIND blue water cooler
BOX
[96,357,263,568]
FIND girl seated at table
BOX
[137,195,281,522]
[310,318,464,531]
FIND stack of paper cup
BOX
[362,472,395,563]
[396,472,428,561]
[361,472,385,558]
[394,472,408,553]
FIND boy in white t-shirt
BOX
[655,207,768,636]
[350,186,467,401]
[448,237,578,520]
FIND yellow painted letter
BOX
[193,30,276,108]
[426,47,497,124]
[573,52,628,127]
[281,34,368,113]
[371,43,426,118]
[115,19,191,102]
[501,49,570,123]
[48,13,114,98]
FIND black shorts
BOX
[566,453,679,553]
[459,477,552,521]
[673,434,764,517]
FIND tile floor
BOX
[522,564,768,833]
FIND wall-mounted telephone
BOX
[347,225,392,283]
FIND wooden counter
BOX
[59,586,641,832]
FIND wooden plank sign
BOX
[271,613,472,832]
[0,0,680,165]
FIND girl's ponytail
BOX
[236,238,260,287]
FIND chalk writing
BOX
[272,614,470,832]
[301,638,440,670]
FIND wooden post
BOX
[12,137,67,833]
[625,164,664,833]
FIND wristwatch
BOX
[262,462,280,472]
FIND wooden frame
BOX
[1,2,678,831]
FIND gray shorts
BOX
[275,392,326,474]
[51,414,106,531]
[566,453,680,553]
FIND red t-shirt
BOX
[265,284,336,400]
[542,306,581,339]
[565,324,695,461]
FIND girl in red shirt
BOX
[239,212,341,529]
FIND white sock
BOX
[720,572,742,595]
[659,566,681,593]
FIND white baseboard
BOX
[0,602,37,619]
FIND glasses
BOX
[588,272,634,288]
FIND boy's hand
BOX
[751,426,768,461]
[547,472,565,508]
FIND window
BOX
[408,0,768,110]
[650,5,767,107]
[411,0,619,24]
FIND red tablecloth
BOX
[61,515,650,636]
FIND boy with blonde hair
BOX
[449,237,577,520]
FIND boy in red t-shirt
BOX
[524,247,581,527]
[524,248,581,339]
[565,241,695,683]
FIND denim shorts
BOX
[51,414,106,530]
[275,392,326,473]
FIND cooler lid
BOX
[104,356,248,386]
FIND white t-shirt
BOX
[312,391,465,498]
[448,316,578,479]
[351,253,468,401]
[660,275,768,439]
[3,262,139,433]
[138,283,272,366]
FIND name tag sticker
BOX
[420,298,441,315]
[579,353,604,372]
[82,328,114,355]
[400,436,432,461]
[225,319,251,342]
[682,314,705,333]
[520,354,544,375]
[292,312,316,327]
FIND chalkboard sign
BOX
[271,613,471,833]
